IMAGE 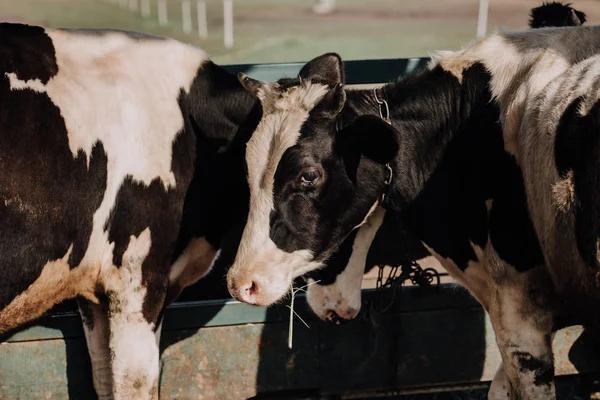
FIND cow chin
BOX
[227,242,321,306]
[306,279,361,324]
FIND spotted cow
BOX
[303,0,588,325]
[0,23,262,400]
[227,25,600,400]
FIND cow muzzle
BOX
[227,250,293,306]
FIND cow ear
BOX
[313,83,346,119]
[337,115,399,165]
[238,72,280,101]
[238,73,263,97]
[299,53,344,85]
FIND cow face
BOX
[227,53,398,306]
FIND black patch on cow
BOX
[306,229,358,285]
[513,351,555,386]
[529,2,586,29]
[0,61,107,310]
[0,23,58,83]
[379,63,495,269]
[173,61,259,258]
[555,97,600,269]
[366,212,429,269]
[489,154,545,272]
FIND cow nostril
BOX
[325,310,344,325]
[244,281,258,297]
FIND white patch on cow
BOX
[100,228,159,399]
[432,32,574,160]
[422,243,491,310]
[228,81,330,305]
[307,207,386,321]
[353,201,379,230]
[5,72,47,92]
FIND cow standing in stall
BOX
[227,25,600,400]
[304,0,588,325]
[0,24,262,399]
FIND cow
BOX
[303,0,589,325]
[226,26,600,399]
[0,23,263,400]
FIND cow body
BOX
[0,23,259,399]
[228,25,600,399]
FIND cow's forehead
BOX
[260,81,330,113]
[246,81,330,186]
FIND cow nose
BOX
[231,280,259,304]
[324,308,359,324]
[325,310,349,325]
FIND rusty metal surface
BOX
[160,323,319,399]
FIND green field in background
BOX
[1,0,599,64]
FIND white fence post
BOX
[224,0,234,48]
[197,0,208,38]
[158,0,168,26]
[476,0,489,39]
[182,0,193,33]
[141,0,151,17]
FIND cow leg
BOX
[100,228,166,400]
[107,298,161,400]
[78,298,113,400]
[487,261,555,399]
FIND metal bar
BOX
[0,285,480,342]
[182,0,193,33]
[223,0,234,48]
[197,0,208,38]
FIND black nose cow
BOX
[228,23,600,400]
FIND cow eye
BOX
[296,167,322,188]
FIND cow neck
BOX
[343,63,494,214]
[173,62,259,260]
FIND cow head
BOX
[226,53,399,306]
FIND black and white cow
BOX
[0,23,261,399]
[227,26,600,399]
[303,0,588,324]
